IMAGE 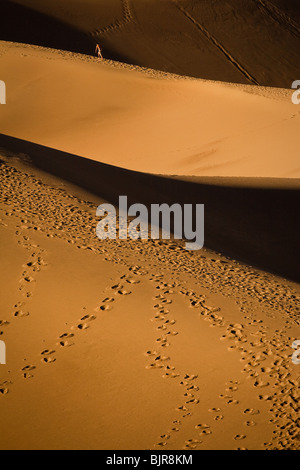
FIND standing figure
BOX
[95,44,103,59]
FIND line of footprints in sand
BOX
[0,266,147,395]
[146,276,271,450]
[0,230,48,393]
[1,257,298,449]
[3,230,48,325]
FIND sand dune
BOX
[0,1,299,452]
[0,155,299,450]
[1,41,299,178]
[3,0,300,87]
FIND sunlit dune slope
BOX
[0,41,299,178]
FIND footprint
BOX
[258,395,272,401]
[183,374,198,381]
[163,372,179,379]
[21,364,36,378]
[254,379,270,388]
[145,350,159,357]
[59,333,74,340]
[146,363,163,370]
[243,409,260,415]
[80,315,96,322]
[100,304,112,311]
[234,435,246,441]
[22,365,36,371]
[226,386,238,392]
[177,405,188,412]
[199,428,212,436]
[186,385,200,392]
[42,357,56,364]
[156,442,167,447]
[184,439,202,449]
[125,278,140,285]
[111,283,123,290]
[154,304,163,310]
[77,323,89,331]
[23,276,35,283]
[155,294,165,300]
[164,320,176,326]
[41,350,56,363]
[227,399,239,405]
[118,290,131,296]
[58,338,74,347]
[14,310,30,317]
[195,424,210,430]
[186,399,199,405]
[209,407,222,413]
[157,325,167,331]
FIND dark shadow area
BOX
[2,0,300,86]
[0,133,299,283]
[1,0,126,62]
[1,1,93,54]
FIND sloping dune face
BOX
[0,43,300,177]
[1,41,299,178]
[6,0,300,87]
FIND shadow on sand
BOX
[0,133,299,283]
[1,1,132,64]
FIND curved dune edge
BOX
[0,41,299,178]
[1,134,300,282]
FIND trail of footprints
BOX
[146,277,205,450]
[15,229,48,317]
[0,161,298,323]
[0,228,48,339]
[147,280,299,450]
[0,162,299,449]
[39,269,143,368]
[2,260,296,450]
[0,268,144,390]
[93,0,135,37]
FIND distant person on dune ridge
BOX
[95,44,103,59]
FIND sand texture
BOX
[0,0,299,451]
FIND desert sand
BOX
[0,41,300,178]
[0,155,299,450]
[0,0,299,452]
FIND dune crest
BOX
[1,41,299,178]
